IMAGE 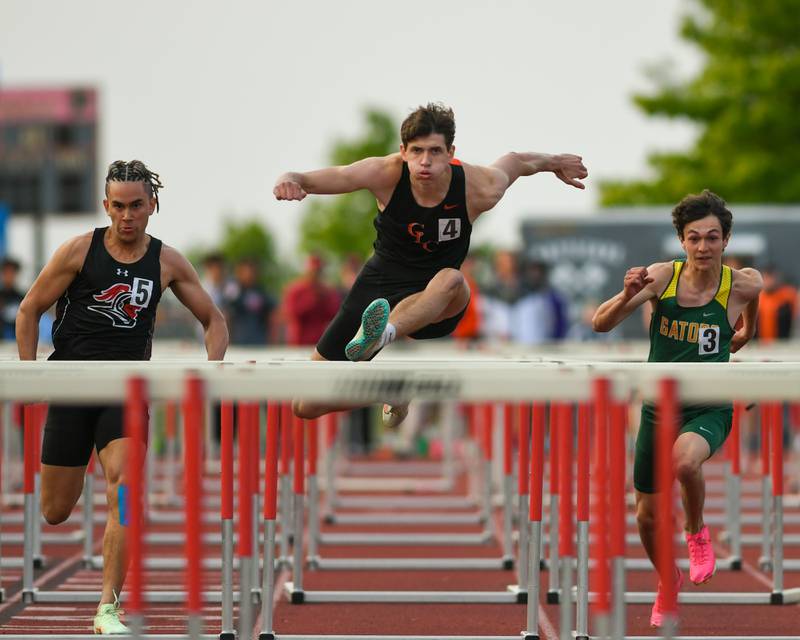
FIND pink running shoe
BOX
[650,566,683,628]
[685,525,716,584]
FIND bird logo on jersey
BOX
[87,278,154,329]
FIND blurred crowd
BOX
[1,250,798,349]
[1,249,798,459]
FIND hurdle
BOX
[574,376,800,640]
[308,402,518,574]
[3,359,800,640]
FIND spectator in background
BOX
[513,259,568,345]
[0,257,24,340]
[282,254,341,346]
[482,249,522,341]
[452,256,482,343]
[757,265,797,342]
[201,252,231,309]
[226,258,276,345]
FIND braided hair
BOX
[104,160,164,211]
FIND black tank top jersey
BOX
[372,161,472,276]
[50,227,163,361]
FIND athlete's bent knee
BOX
[434,269,465,296]
[41,502,73,525]
[636,501,656,531]
[674,458,702,484]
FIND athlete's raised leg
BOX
[389,268,470,336]
[673,432,710,534]
[293,349,365,419]
[345,268,469,363]
[40,465,86,525]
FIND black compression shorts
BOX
[41,404,149,467]
[316,258,468,361]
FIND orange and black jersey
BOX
[371,161,471,277]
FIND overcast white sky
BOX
[2,0,702,277]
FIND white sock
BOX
[377,322,397,350]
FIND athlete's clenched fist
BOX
[623,267,654,300]
[273,179,307,201]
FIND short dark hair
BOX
[1,257,20,272]
[400,103,456,148]
[105,160,164,211]
[203,252,226,267]
[671,189,732,239]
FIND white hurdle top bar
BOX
[1,360,799,404]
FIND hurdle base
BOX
[539,559,546,571]
[22,588,37,604]
[546,589,560,604]
[220,633,237,640]
[729,557,742,571]
[258,634,274,640]
[250,587,262,605]
[502,556,514,570]
[522,633,539,640]
[284,582,305,604]
[33,555,45,569]
[770,591,783,605]
[0,587,5,603]
[506,584,527,604]
[323,514,334,525]
[307,555,320,570]
[758,555,772,572]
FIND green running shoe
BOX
[345,298,390,361]
[94,602,130,635]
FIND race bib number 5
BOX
[698,325,720,355]
[132,277,154,307]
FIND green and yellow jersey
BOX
[647,260,734,364]
[635,259,735,492]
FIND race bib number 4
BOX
[438,218,461,242]
[698,325,720,355]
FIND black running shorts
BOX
[316,258,468,361]
[41,404,149,467]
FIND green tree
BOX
[600,0,800,205]
[299,108,398,260]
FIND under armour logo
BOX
[116,268,129,277]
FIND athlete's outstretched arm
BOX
[163,247,229,360]
[592,262,671,333]
[730,267,763,353]
[16,235,88,360]
[273,155,400,201]
[464,153,587,217]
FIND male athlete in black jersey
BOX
[16,160,228,635]
[274,103,587,421]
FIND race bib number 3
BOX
[698,325,720,355]
[438,218,461,242]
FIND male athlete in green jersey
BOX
[592,190,762,627]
